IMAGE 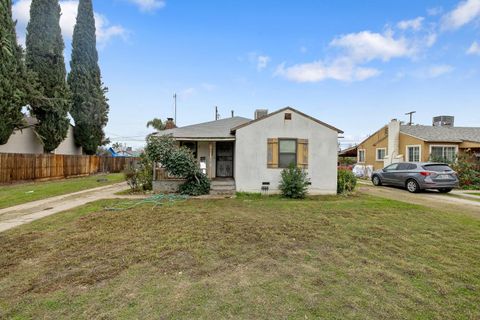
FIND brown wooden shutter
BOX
[267,138,279,168]
[297,139,309,169]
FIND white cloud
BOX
[441,0,480,30]
[275,58,380,83]
[427,7,443,16]
[257,55,270,70]
[397,17,425,31]
[425,64,454,78]
[330,30,417,62]
[12,0,126,47]
[127,0,165,12]
[467,41,480,55]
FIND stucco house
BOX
[0,116,82,155]
[356,116,480,171]
[152,107,343,195]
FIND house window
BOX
[430,146,457,162]
[278,139,297,168]
[284,113,292,120]
[358,149,366,163]
[180,141,198,159]
[407,145,420,162]
[376,148,386,161]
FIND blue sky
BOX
[12,0,480,148]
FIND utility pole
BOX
[173,93,177,124]
[405,111,416,125]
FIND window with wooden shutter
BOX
[267,138,279,168]
[297,139,308,169]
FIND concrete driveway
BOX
[0,182,133,233]
[358,181,480,217]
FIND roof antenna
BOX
[405,111,416,126]
[173,93,177,124]
[215,106,220,120]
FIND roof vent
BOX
[433,116,454,127]
[254,109,268,120]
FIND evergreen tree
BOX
[146,118,166,131]
[68,0,109,155]
[26,0,71,152]
[0,0,25,144]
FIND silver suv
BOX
[371,162,459,193]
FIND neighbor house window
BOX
[407,145,420,162]
[430,146,457,162]
[278,139,297,168]
[358,149,366,163]
[376,148,386,161]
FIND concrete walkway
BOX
[0,182,135,233]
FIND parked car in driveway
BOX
[371,162,459,193]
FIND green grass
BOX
[0,195,479,319]
[0,173,124,209]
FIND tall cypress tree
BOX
[68,0,109,155]
[26,0,71,152]
[0,0,25,144]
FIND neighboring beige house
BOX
[0,116,82,155]
[153,107,343,195]
[356,116,480,171]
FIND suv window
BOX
[397,163,411,170]
[384,163,399,171]
[422,164,453,172]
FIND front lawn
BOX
[0,195,479,319]
[0,173,124,209]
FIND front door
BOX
[216,142,234,177]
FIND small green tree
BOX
[146,118,166,131]
[279,164,310,199]
[68,0,109,155]
[26,0,71,152]
[337,169,357,194]
[145,135,210,195]
[0,0,26,144]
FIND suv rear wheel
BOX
[406,179,420,193]
[372,175,382,186]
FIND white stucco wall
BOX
[54,125,83,155]
[0,127,43,154]
[0,125,82,155]
[234,109,339,195]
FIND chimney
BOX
[231,110,234,118]
[254,109,268,120]
[384,119,401,166]
[165,118,177,129]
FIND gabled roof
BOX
[231,107,344,133]
[400,125,480,143]
[152,116,251,140]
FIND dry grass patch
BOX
[0,195,479,319]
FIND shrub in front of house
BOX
[279,164,310,199]
[124,154,153,192]
[145,135,211,196]
[451,154,480,190]
[337,169,357,194]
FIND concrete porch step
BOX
[210,179,236,195]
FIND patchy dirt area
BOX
[358,181,480,217]
[0,182,136,232]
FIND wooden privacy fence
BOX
[0,153,139,184]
